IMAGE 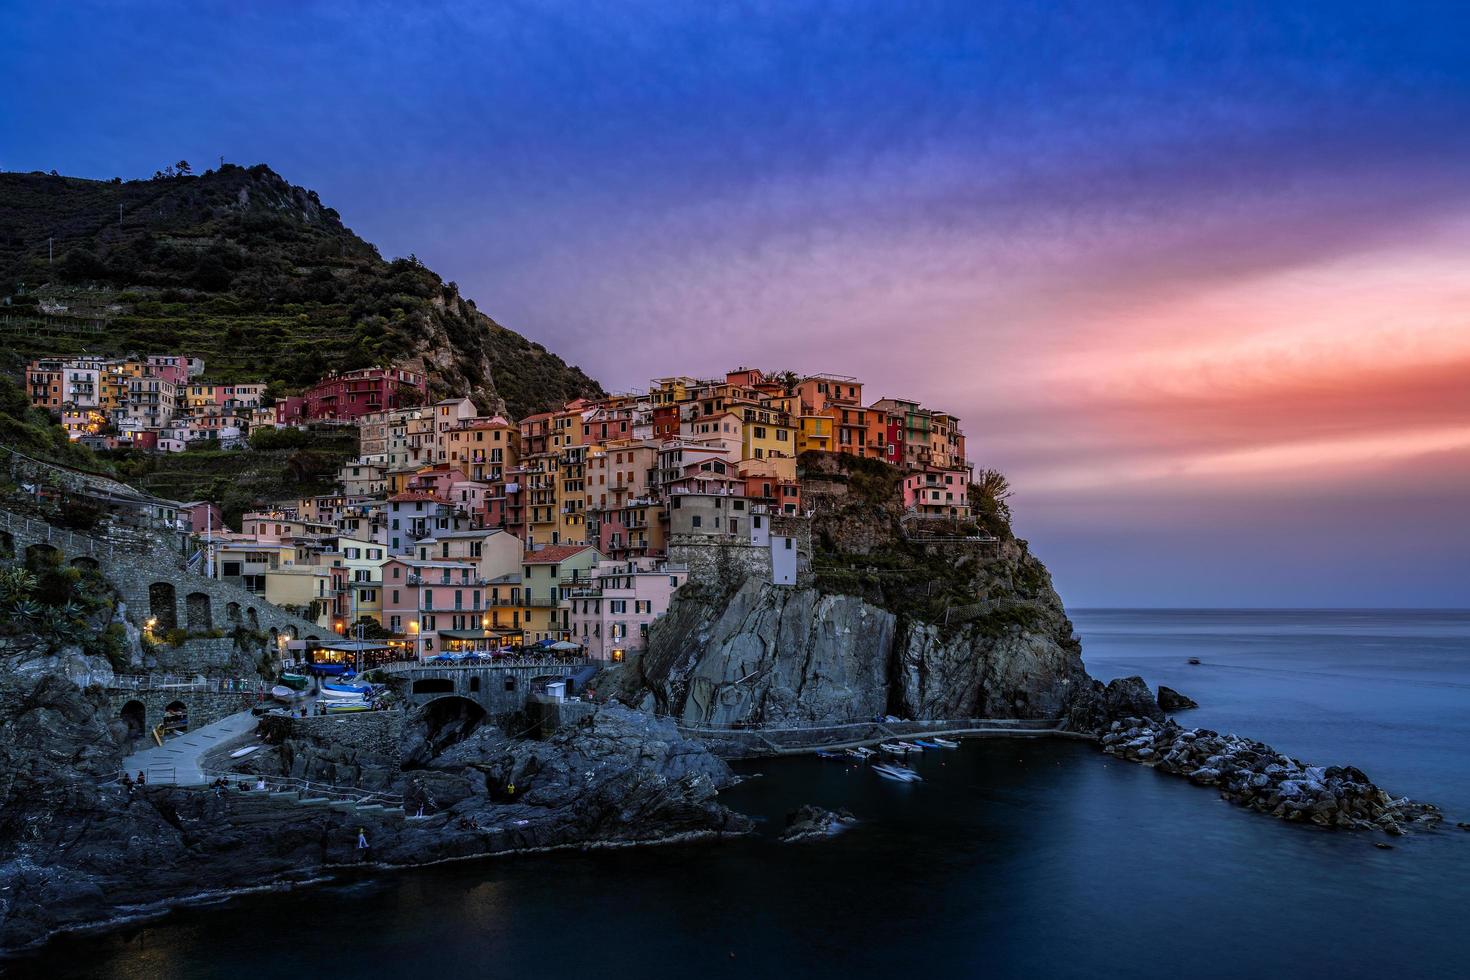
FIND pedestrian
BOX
[356,827,370,861]
[136,770,146,786]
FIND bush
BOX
[163,627,190,647]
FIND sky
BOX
[3,0,1468,607]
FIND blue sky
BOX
[4,1,1469,606]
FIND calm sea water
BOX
[14,610,1470,979]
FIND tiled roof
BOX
[523,544,592,564]
[387,491,446,503]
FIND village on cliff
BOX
[21,358,975,665]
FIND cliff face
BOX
[625,543,1089,728]
[613,453,1092,728]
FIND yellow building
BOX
[798,414,834,454]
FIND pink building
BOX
[381,557,489,657]
[180,500,227,534]
[902,467,971,517]
[567,560,688,661]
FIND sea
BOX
[12,609,1469,979]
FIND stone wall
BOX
[671,517,813,592]
[4,508,325,666]
[105,688,264,738]
[287,711,403,771]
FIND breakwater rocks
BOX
[1101,718,1442,835]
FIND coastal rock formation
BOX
[1100,718,1442,834]
[780,804,858,843]
[617,559,1091,731]
[0,663,746,952]
[1157,686,1198,712]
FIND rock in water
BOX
[779,804,857,843]
[1158,686,1198,712]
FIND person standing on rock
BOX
[356,827,370,861]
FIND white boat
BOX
[872,763,922,782]
[932,737,960,749]
[229,744,262,759]
[270,685,298,701]
[320,684,372,700]
[879,742,910,753]
[900,741,925,752]
[846,746,876,759]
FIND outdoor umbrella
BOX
[548,640,581,651]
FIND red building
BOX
[651,404,679,440]
[275,396,306,426]
[303,368,426,421]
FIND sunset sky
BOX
[5,1,1467,606]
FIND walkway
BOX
[122,709,259,786]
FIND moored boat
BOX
[270,685,297,701]
[913,740,941,749]
[278,673,309,690]
[879,742,910,753]
[846,746,876,759]
[872,763,922,782]
[933,737,959,749]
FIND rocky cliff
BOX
[612,453,1092,729]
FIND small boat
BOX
[323,700,373,713]
[321,682,373,699]
[878,743,909,754]
[1188,658,1202,665]
[932,737,960,749]
[278,673,310,690]
[308,662,353,676]
[815,750,846,759]
[229,744,262,759]
[846,746,876,759]
[872,764,922,782]
[913,740,941,749]
[270,685,298,701]
[899,742,925,752]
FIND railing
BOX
[98,673,273,694]
[378,656,591,673]
[199,770,403,806]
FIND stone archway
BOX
[148,582,178,630]
[185,591,212,632]
[118,700,146,740]
[163,699,188,735]
[226,601,241,625]
[0,529,13,558]
[69,556,99,573]
[24,543,61,572]
[414,695,487,758]
[247,607,259,629]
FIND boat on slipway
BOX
[321,682,374,700]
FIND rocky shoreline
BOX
[1101,716,1443,834]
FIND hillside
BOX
[0,165,603,418]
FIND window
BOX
[692,515,702,528]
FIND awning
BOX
[439,629,521,640]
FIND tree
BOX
[176,159,192,175]
[971,468,1014,538]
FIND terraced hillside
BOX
[0,165,602,417]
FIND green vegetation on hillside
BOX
[98,427,359,527]
[0,165,603,418]
[0,376,110,473]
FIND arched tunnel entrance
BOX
[404,695,487,766]
[118,700,146,741]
